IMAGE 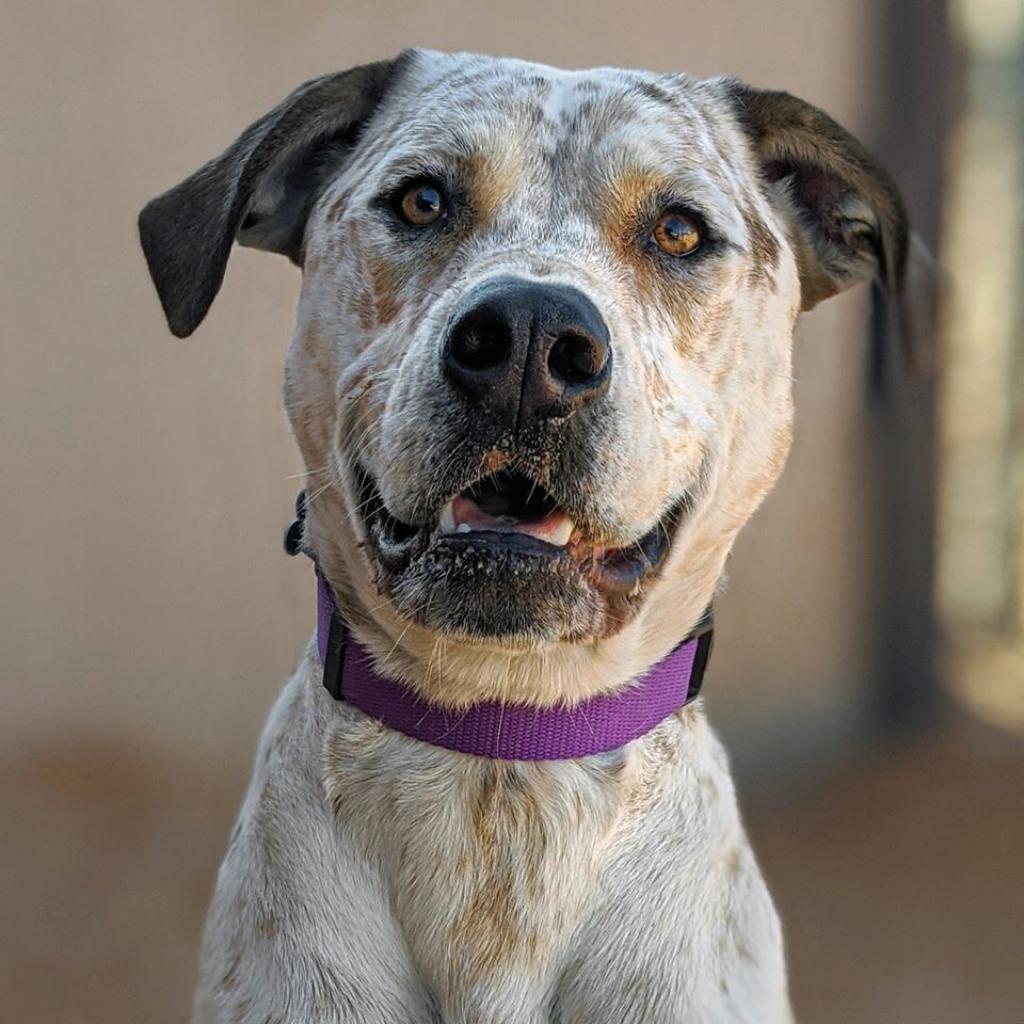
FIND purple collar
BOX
[315,570,713,761]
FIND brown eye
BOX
[652,210,702,256]
[398,182,446,226]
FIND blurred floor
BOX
[749,720,1023,1022]
[2,719,1020,1023]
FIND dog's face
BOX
[141,50,907,704]
[294,54,798,649]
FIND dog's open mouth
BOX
[439,471,575,547]
[354,464,687,640]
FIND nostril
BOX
[449,311,511,372]
[547,331,608,387]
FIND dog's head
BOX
[140,50,908,705]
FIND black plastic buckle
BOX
[684,607,715,702]
[322,609,348,701]
[687,629,714,702]
[284,489,306,557]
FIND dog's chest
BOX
[320,705,786,1023]
[324,714,632,1014]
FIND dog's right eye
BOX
[396,181,447,227]
[652,209,703,256]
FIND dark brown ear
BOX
[723,81,909,310]
[138,57,402,338]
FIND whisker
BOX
[285,464,333,482]
[305,476,340,506]
[383,618,415,664]
[405,280,446,302]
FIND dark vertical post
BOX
[868,0,949,730]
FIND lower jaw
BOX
[374,532,660,644]
[388,545,579,644]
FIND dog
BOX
[140,48,910,1023]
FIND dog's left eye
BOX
[397,181,447,227]
[652,210,702,256]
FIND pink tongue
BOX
[451,493,511,529]
[451,494,569,541]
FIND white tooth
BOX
[456,522,473,533]
[439,501,457,535]
[549,516,575,547]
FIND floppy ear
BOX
[723,81,909,310]
[138,57,401,338]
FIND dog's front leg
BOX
[191,675,440,1024]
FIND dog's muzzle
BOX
[339,276,697,644]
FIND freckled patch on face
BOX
[566,97,597,129]
[285,320,338,468]
[687,90,739,165]
[462,151,522,226]
[335,223,378,332]
[539,85,650,180]
[568,92,649,156]
[630,78,676,107]
[525,101,546,131]
[295,318,336,377]
[740,200,781,288]
[345,230,409,332]
[522,77,553,131]
[367,254,402,326]
[710,355,732,389]
[351,285,376,331]
[323,188,351,224]
[678,289,734,367]
[642,352,674,405]
[426,67,494,96]
[650,272,712,352]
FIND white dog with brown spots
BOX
[140,48,912,1024]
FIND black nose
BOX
[444,277,611,427]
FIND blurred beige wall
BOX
[3,0,890,777]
